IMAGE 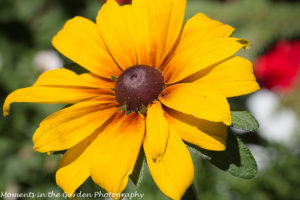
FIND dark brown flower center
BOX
[115,65,165,112]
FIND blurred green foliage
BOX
[1,0,300,199]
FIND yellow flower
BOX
[3,0,259,199]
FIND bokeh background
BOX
[1,0,300,199]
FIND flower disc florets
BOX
[115,65,165,112]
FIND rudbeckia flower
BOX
[3,0,259,199]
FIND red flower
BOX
[255,40,300,93]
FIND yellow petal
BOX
[169,13,235,54]
[159,83,231,125]
[96,0,186,68]
[194,56,260,97]
[162,13,247,84]
[144,126,194,200]
[145,0,186,68]
[145,101,169,163]
[96,0,138,69]
[33,100,119,152]
[90,112,145,194]
[165,107,227,151]
[162,13,236,83]
[56,132,98,195]
[34,69,115,89]
[52,16,121,78]
[163,37,248,84]
[3,86,112,117]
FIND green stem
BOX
[182,183,198,200]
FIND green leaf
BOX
[231,110,259,132]
[189,131,257,179]
[110,75,118,82]
[64,63,89,74]
[120,104,129,114]
[130,148,144,186]
[182,184,198,200]
[139,105,147,115]
[52,150,66,155]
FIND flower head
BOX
[255,40,300,93]
[3,0,259,199]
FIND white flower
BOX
[247,89,297,145]
[33,50,63,72]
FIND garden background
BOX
[1,0,300,199]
